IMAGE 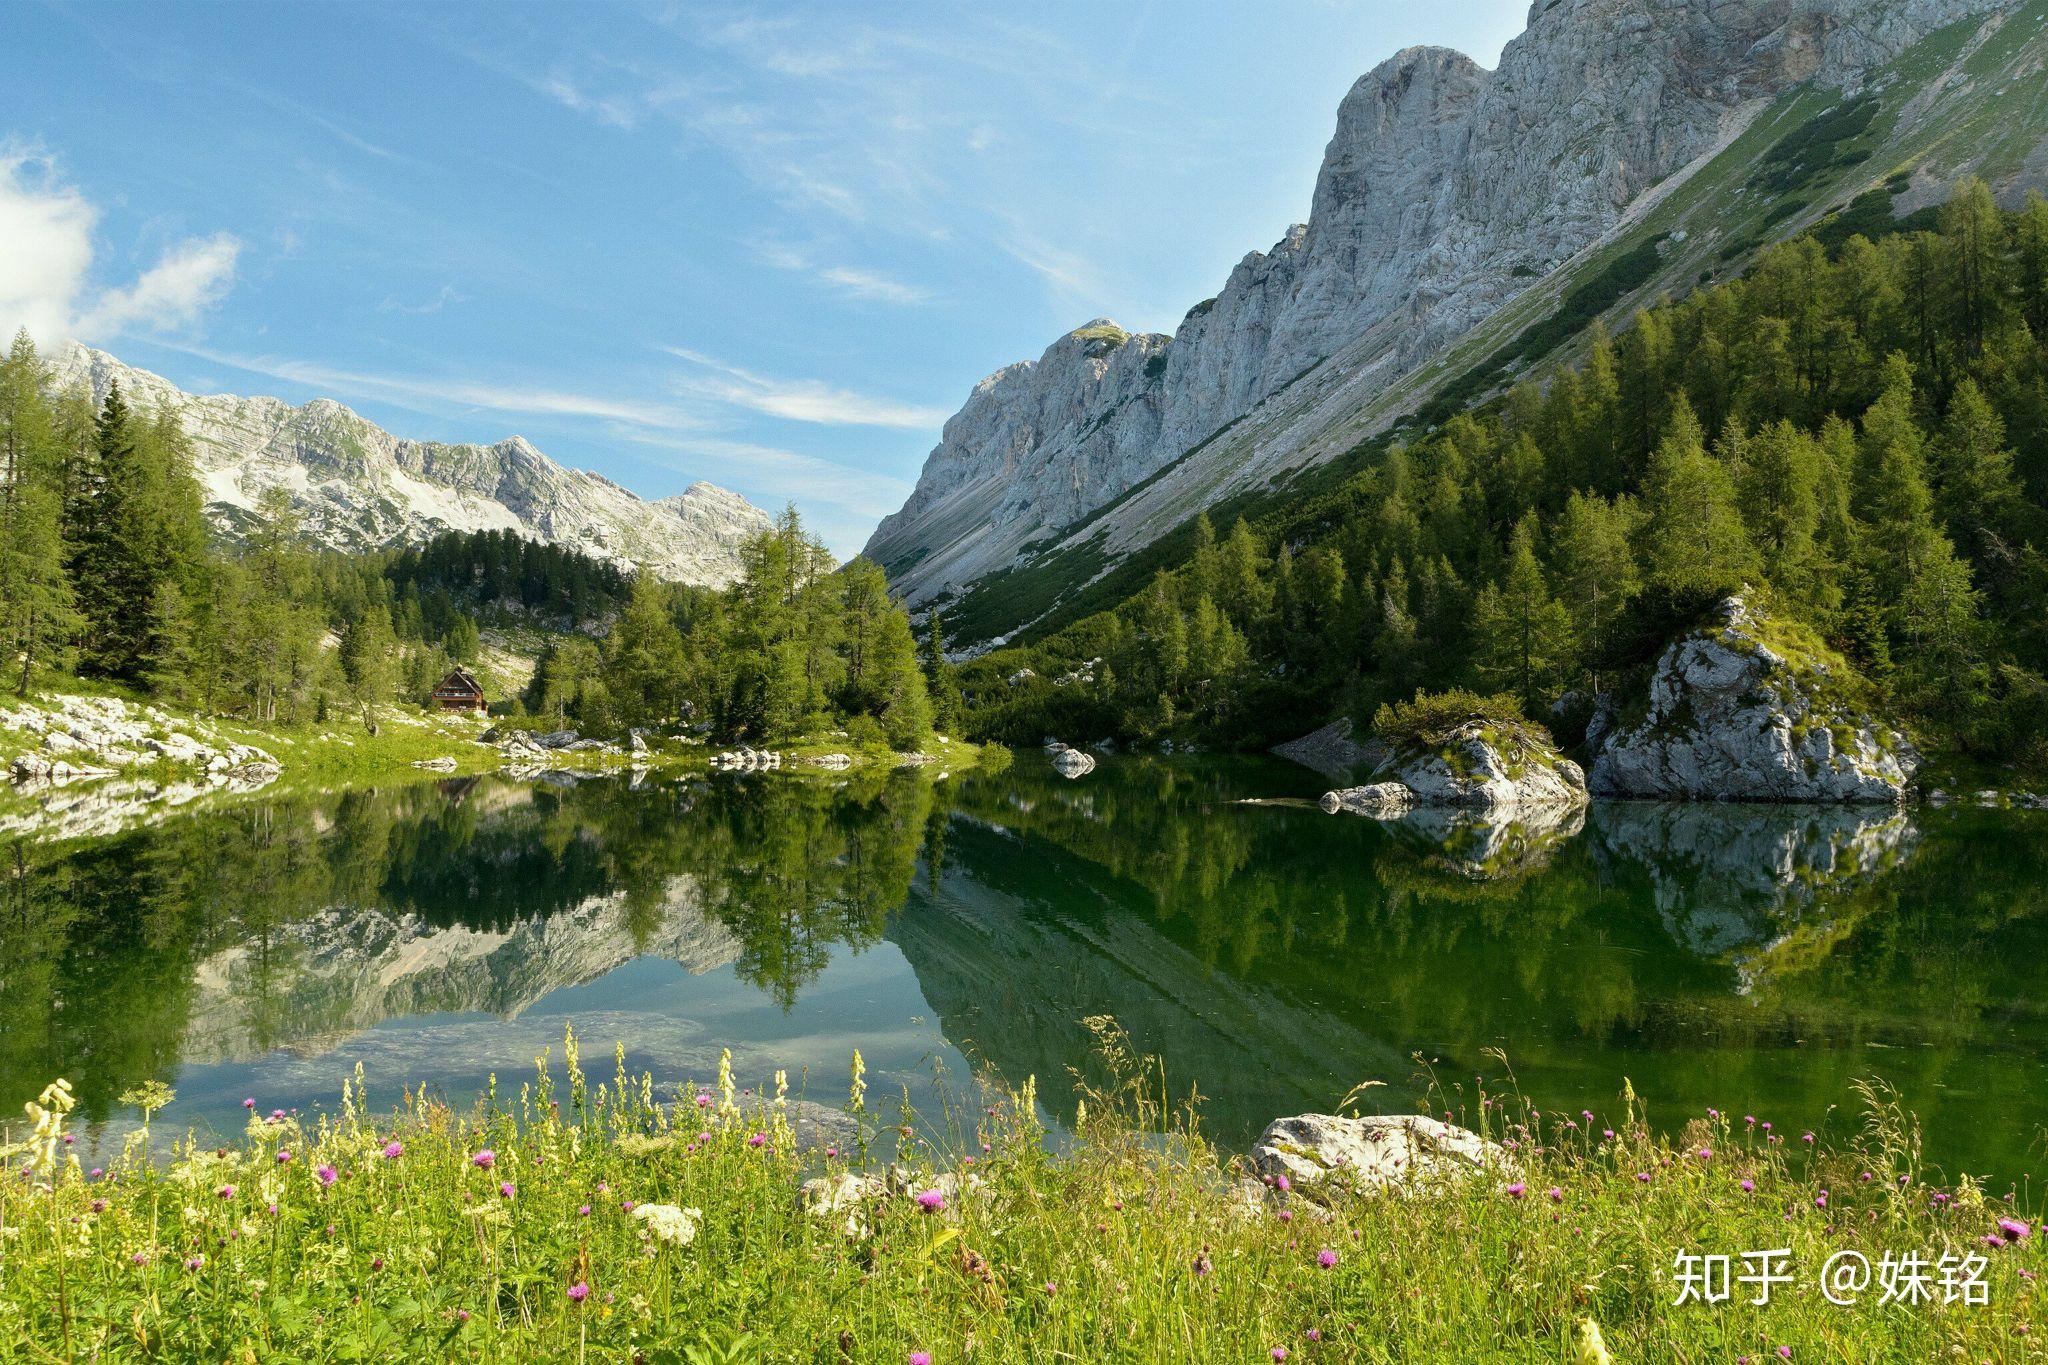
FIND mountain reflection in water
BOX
[3,758,2043,1177]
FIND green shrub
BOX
[1371,688,1533,751]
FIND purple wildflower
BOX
[472,1150,495,1169]
[567,1282,589,1302]
[915,1189,946,1211]
[316,1164,338,1186]
[498,1181,515,1199]
[909,1354,932,1365]
[1317,1248,1338,1269]
[242,1098,255,1109]
[1506,1182,1526,1199]
[383,1141,404,1160]
[1999,1218,2032,1242]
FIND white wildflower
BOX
[631,1203,702,1247]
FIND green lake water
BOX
[4,757,2044,1180]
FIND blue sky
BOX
[3,1,1525,554]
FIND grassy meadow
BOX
[0,1026,2038,1362]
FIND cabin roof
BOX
[434,666,486,696]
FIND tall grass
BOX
[0,1024,2037,1361]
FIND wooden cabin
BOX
[429,666,488,714]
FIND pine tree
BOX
[1930,378,2021,554]
[0,332,79,693]
[1552,492,1639,693]
[1640,397,1759,600]
[606,572,691,727]
[1470,516,1574,708]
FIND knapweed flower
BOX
[498,1182,515,1199]
[1271,1350,1288,1363]
[242,1098,255,1109]
[315,1165,338,1187]
[90,1198,106,1213]
[1636,1172,1651,1183]
[1740,1179,1755,1193]
[747,1132,766,1148]
[276,1150,292,1164]
[131,1252,149,1266]
[217,1184,235,1200]
[567,1282,590,1302]
[1317,1248,1339,1268]
[695,1093,712,1108]
[472,1150,495,1169]
[915,1189,947,1212]
[185,1256,204,1272]
[1274,1174,1291,1192]
[1777,1349,1792,1361]
[1801,1132,1814,1145]
[578,1204,591,1217]
[1546,1186,1563,1203]
[1697,1147,1712,1161]
[631,1203,701,1247]
[909,1353,932,1365]
[1192,1252,1212,1276]
[1814,1191,1829,1209]
[1306,1329,1322,1342]
[1506,1182,1527,1198]
[383,1141,404,1159]
[1999,1218,2033,1242]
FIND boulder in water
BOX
[1378,721,1585,810]
[1589,595,1915,802]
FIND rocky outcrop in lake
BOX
[1589,596,1916,803]
[1325,720,1586,814]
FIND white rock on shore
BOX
[1249,1113,1502,1196]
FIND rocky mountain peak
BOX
[49,343,772,585]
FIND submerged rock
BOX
[1589,595,1916,803]
[1275,717,1390,782]
[1249,1114,1501,1195]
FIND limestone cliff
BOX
[869,0,2036,644]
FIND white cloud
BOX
[0,147,98,346]
[75,233,241,338]
[0,144,240,347]
[663,347,946,429]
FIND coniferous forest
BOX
[0,334,933,746]
[961,182,2048,773]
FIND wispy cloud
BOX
[753,242,934,306]
[0,144,240,347]
[377,283,466,316]
[151,340,693,428]
[614,430,911,522]
[663,347,947,429]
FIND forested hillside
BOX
[959,183,2048,772]
[0,335,935,748]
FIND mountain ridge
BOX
[868,0,2045,648]
[51,342,773,587]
